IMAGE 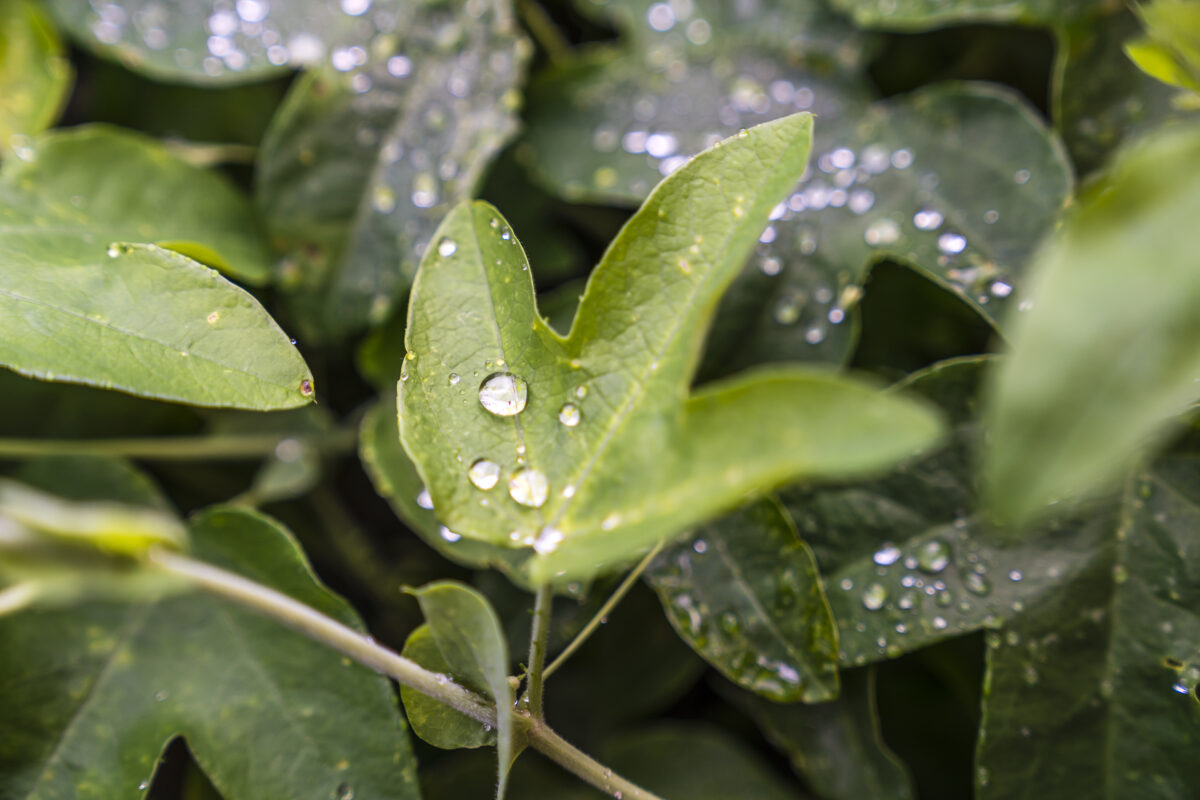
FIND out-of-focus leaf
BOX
[408,580,516,797]
[7,124,273,284]
[1125,0,1200,92]
[976,442,1200,799]
[45,0,404,85]
[1054,10,1193,176]
[0,129,312,408]
[0,497,418,799]
[0,0,72,156]
[399,624,494,750]
[829,0,1105,30]
[984,124,1200,522]
[257,0,528,340]
[726,668,914,800]
[646,498,840,702]
[399,117,943,585]
[775,357,1108,666]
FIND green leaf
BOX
[645,497,840,702]
[0,0,72,156]
[408,580,516,798]
[0,134,313,408]
[1126,0,1200,92]
[984,123,1200,522]
[0,501,418,800]
[44,0,400,85]
[257,0,528,339]
[975,447,1200,799]
[399,624,494,750]
[775,357,1107,666]
[726,668,914,800]
[1054,10,1194,176]
[6,124,273,284]
[399,115,943,584]
[828,0,1105,30]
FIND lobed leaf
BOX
[399,114,943,584]
[984,123,1200,521]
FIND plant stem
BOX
[149,548,668,800]
[543,541,663,680]
[516,0,571,65]
[528,718,667,800]
[0,430,356,461]
[146,547,496,725]
[524,583,553,717]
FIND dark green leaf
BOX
[408,580,516,798]
[976,445,1200,799]
[399,624,494,750]
[0,0,72,155]
[0,500,418,800]
[257,0,528,339]
[399,116,943,584]
[984,123,1200,521]
[646,497,839,702]
[726,668,914,800]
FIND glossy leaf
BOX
[1054,10,1192,176]
[7,125,274,284]
[257,0,528,339]
[0,0,72,155]
[828,0,1105,30]
[399,624,494,750]
[776,357,1108,666]
[44,0,405,85]
[408,580,515,798]
[976,445,1200,799]
[399,115,944,584]
[0,497,418,800]
[984,123,1200,521]
[0,132,312,408]
[727,668,914,800]
[646,497,839,702]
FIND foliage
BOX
[1,1,1199,799]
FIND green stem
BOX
[517,0,572,65]
[543,541,663,680]
[0,430,356,462]
[524,584,554,717]
[528,718,667,800]
[150,548,667,800]
[147,547,495,724]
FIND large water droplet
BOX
[533,526,563,554]
[508,468,548,508]
[862,582,888,610]
[478,372,528,416]
[558,403,581,427]
[916,538,950,573]
[468,459,500,490]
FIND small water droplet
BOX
[468,459,500,490]
[138,781,149,792]
[508,468,548,508]
[558,403,581,427]
[933,616,948,630]
[416,488,434,510]
[916,538,950,573]
[448,372,460,385]
[533,526,563,554]
[873,544,901,566]
[439,526,461,543]
[478,372,528,416]
[913,208,943,230]
[692,539,707,554]
[964,571,991,596]
[938,232,967,254]
[299,379,314,396]
[335,782,355,800]
[862,582,888,610]
[153,689,168,702]
[438,239,457,257]
[864,218,900,246]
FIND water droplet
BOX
[439,526,461,543]
[1013,169,1031,184]
[862,582,888,610]
[437,239,457,257]
[372,185,396,214]
[478,372,528,416]
[938,232,967,254]
[448,373,460,385]
[153,690,168,702]
[864,218,900,246]
[933,616,948,630]
[468,459,500,490]
[508,468,548,508]
[574,384,588,399]
[416,488,434,509]
[916,538,950,573]
[1008,569,1023,582]
[335,782,355,800]
[299,379,314,396]
[692,539,707,554]
[964,571,991,596]
[533,526,564,554]
[138,781,149,792]
[558,403,581,427]
[873,544,901,566]
[913,208,943,230]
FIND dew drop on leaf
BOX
[416,488,433,510]
[478,372,527,416]
[508,468,548,508]
[862,582,888,610]
[533,526,563,554]
[873,543,901,566]
[916,538,950,573]
[558,403,581,427]
[437,239,457,257]
[335,782,355,800]
[964,571,992,596]
[468,458,500,490]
